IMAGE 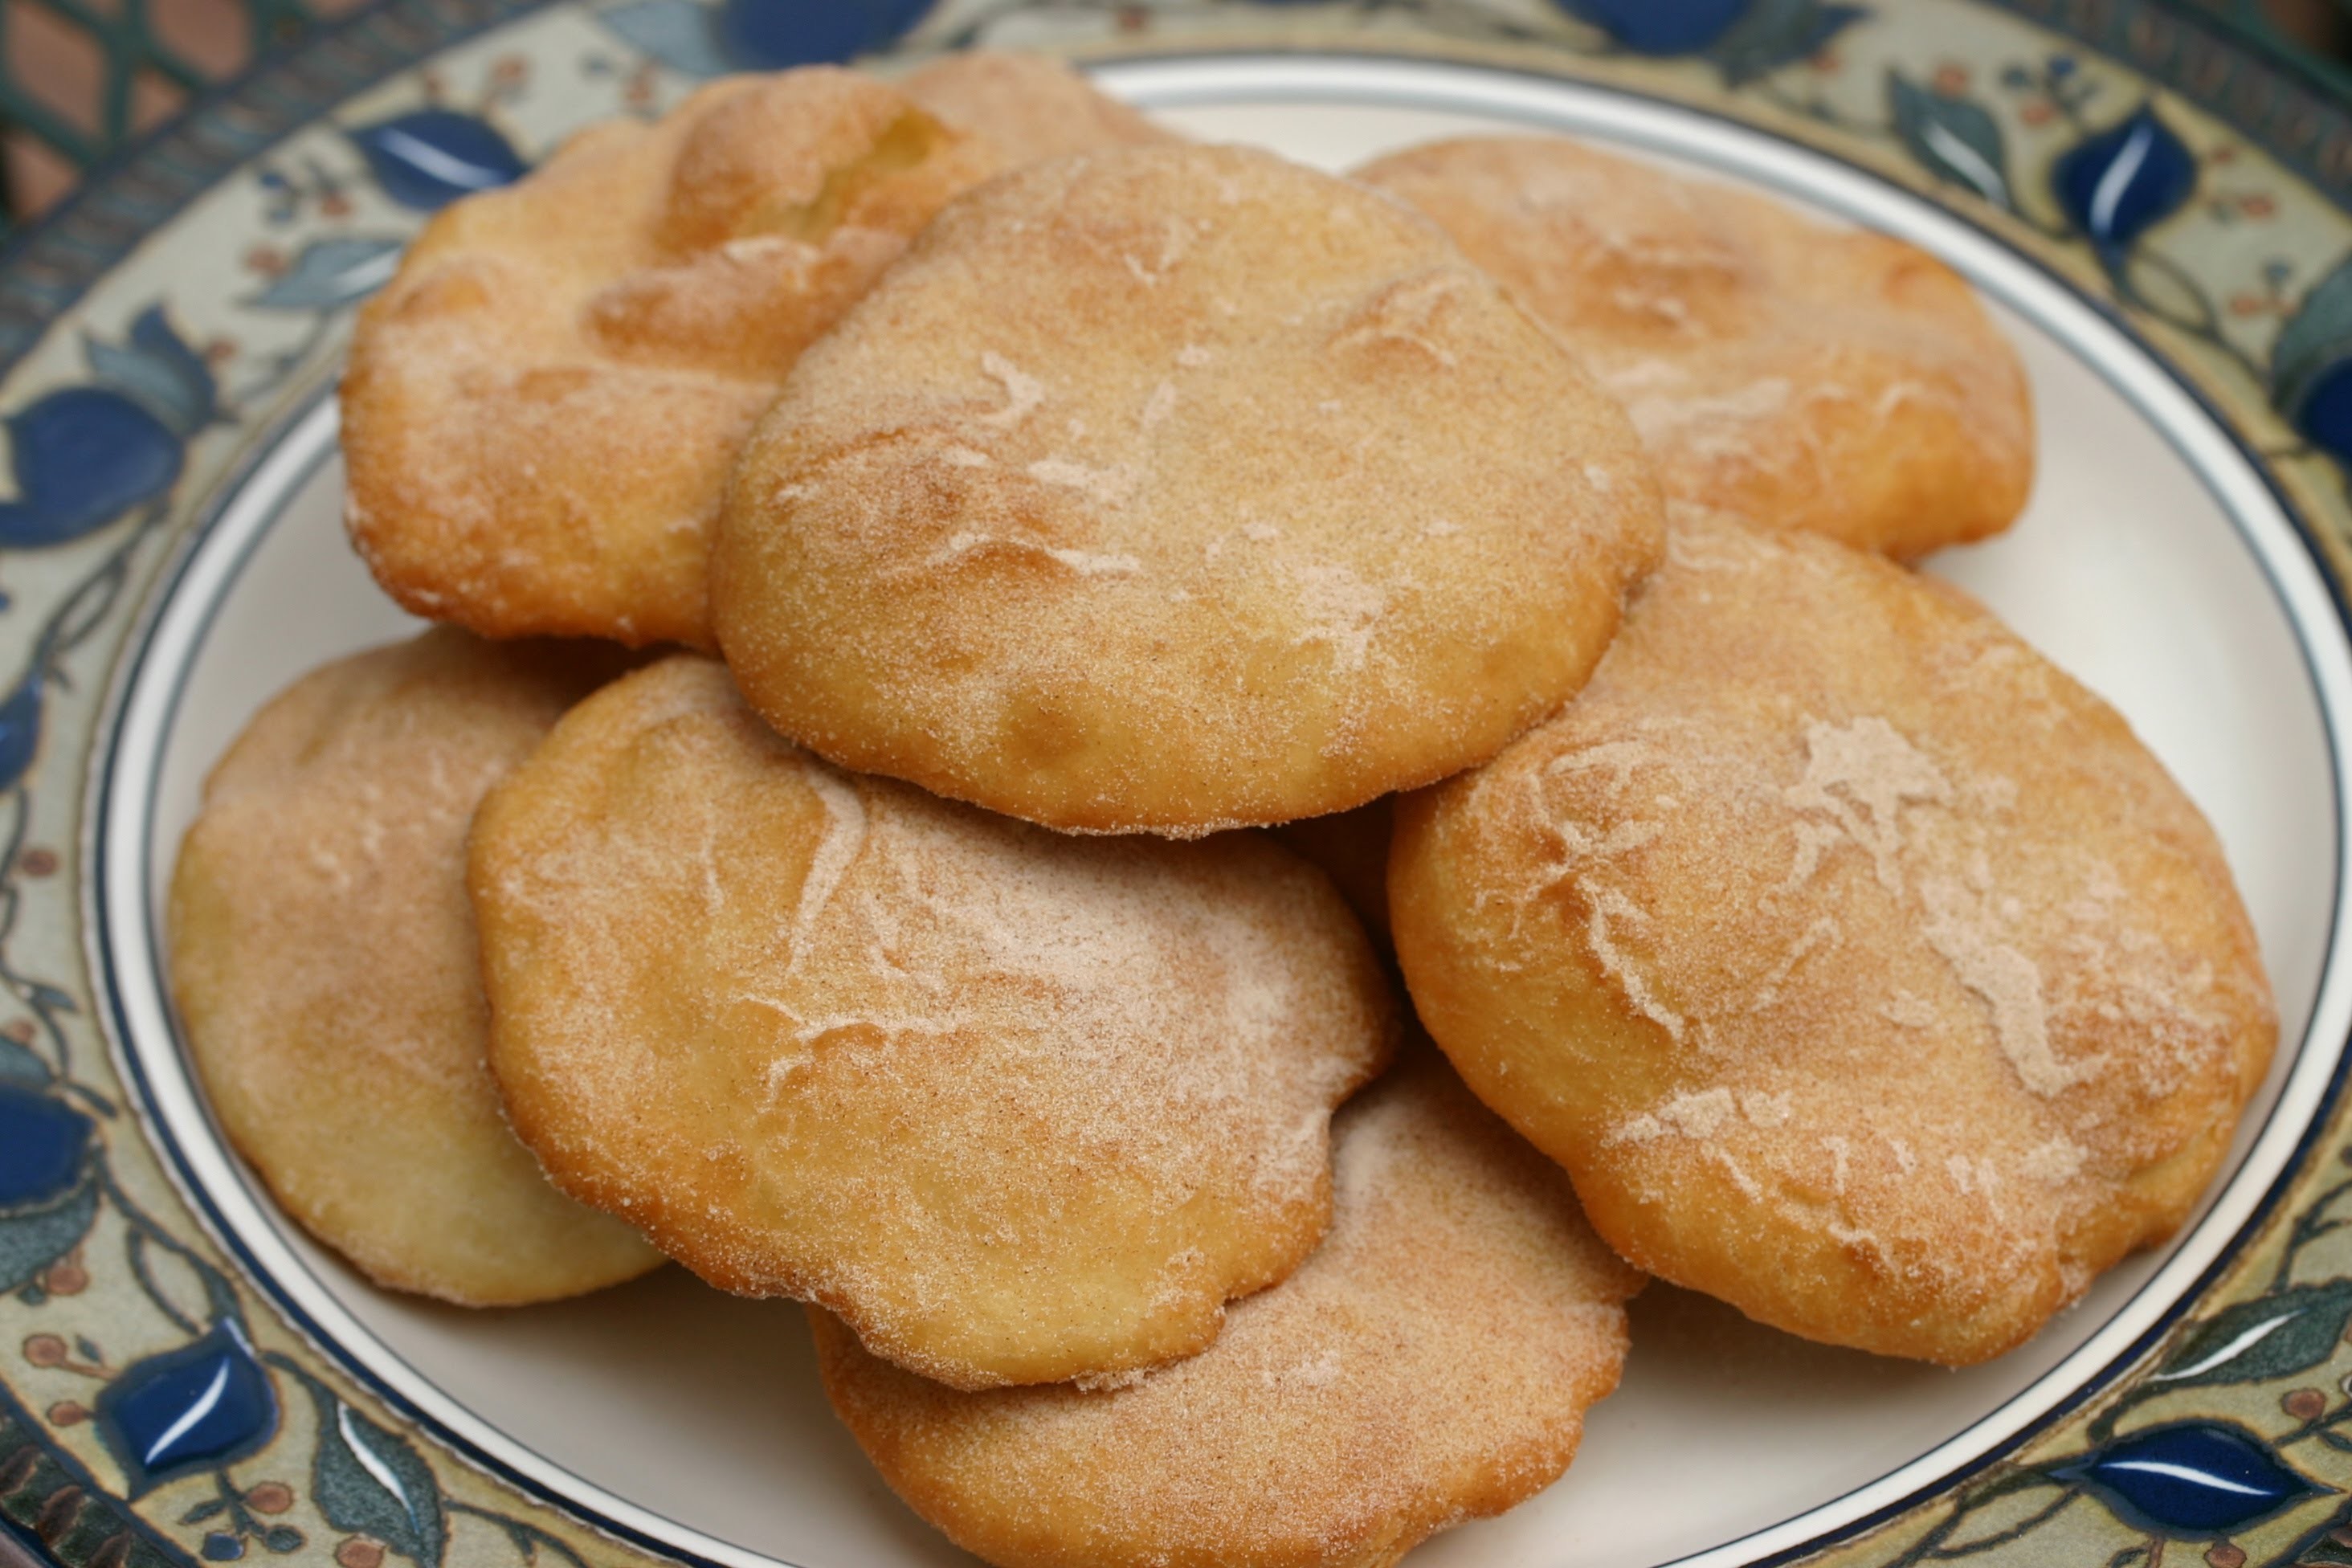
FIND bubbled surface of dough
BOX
[168,630,663,1306]
[901,51,1176,167]
[713,144,1664,835]
[1355,137,2034,559]
[341,67,998,648]
[1390,517,2275,1366]
[811,1051,1642,1568]
[470,655,1395,1389]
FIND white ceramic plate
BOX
[77,49,2352,1568]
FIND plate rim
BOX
[73,47,2352,1568]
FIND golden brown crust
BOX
[901,51,1176,166]
[341,68,999,648]
[472,655,1396,1388]
[713,143,1664,836]
[1390,517,2275,1365]
[168,630,663,1306]
[1355,137,2035,559]
[811,1052,1643,1568]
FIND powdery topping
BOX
[472,656,1394,1390]
[713,142,1663,835]
[1025,456,1138,507]
[978,351,1045,427]
[1400,515,2276,1366]
[1354,135,2033,560]
[169,631,659,1306]
[1585,886,1685,1043]
[787,764,867,953]
[809,1058,1641,1568]
[1289,561,1389,676]
[340,68,1001,648]
[1920,876,2081,1098]
[899,51,1178,170]
[1784,716,1951,894]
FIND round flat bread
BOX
[343,67,998,647]
[1391,517,2274,1365]
[1356,137,2034,559]
[471,655,1395,1388]
[713,143,1663,835]
[168,630,662,1306]
[901,51,1175,167]
[811,1051,1642,1568]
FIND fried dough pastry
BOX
[811,1051,1642,1568]
[713,144,1663,836]
[472,655,1394,1389]
[342,67,998,648]
[1356,137,2033,558]
[902,51,1174,166]
[169,630,662,1306]
[1391,517,2274,1365]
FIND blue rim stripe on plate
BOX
[71,51,2352,1568]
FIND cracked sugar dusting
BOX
[474,655,1394,1386]
[1441,514,2273,1303]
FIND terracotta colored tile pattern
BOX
[0,0,365,219]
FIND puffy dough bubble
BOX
[342,67,999,648]
[901,51,1177,168]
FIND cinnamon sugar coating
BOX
[713,144,1664,836]
[168,630,663,1306]
[341,67,998,648]
[1355,137,2034,559]
[470,655,1394,1390]
[1391,517,2275,1366]
[902,51,1175,166]
[811,1052,1641,1568]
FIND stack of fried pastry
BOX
[168,51,2275,1568]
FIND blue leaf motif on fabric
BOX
[598,0,731,77]
[2292,361,2352,468]
[0,1076,96,1297]
[85,305,218,435]
[0,1081,89,1206]
[2149,1279,2352,1393]
[0,1179,96,1297]
[248,237,406,312]
[0,387,183,549]
[0,1031,47,1088]
[715,0,934,67]
[348,111,527,211]
[2052,1420,2325,1536]
[1708,0,1866,87]
[2268,251,2352,469]
[296,1377,447,1567]
[2052,105,2198,253]
[0,672,47,794]
[1888,72,2011,208]
[1558,0,1750,52]
[96,1318,280,1496]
